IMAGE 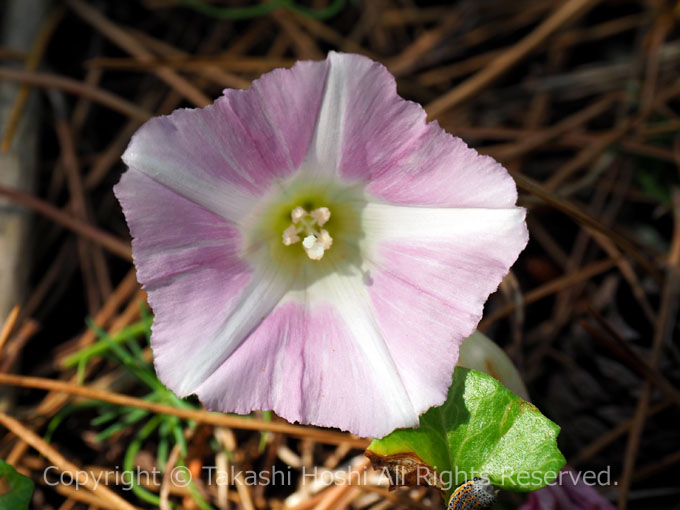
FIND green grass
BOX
[51,310,210,509]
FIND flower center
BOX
[244,174,365,273]
[282,206,333,260]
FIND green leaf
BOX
[0,458,34,510]
[366,368,565,496]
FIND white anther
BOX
[302,235,317,249]
[282,225,301,246]
[291,206,307,223]
[310,207,331,226]
[302,235,328,260]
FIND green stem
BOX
[173,0,346,20]
[173,0,284,20]
[280,0,346,20]
[63,318,152,368]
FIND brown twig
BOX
[86,55,296,73]
[0,320,39,374]
[1,6,65,152]
[55,269,139,365]
[65,0,212,107]
[52,92,109,313]
[0,305,20,356]
[493,92,622,161]
[0,373,370,448]
[0,411,136,510]
[0,68,151,122]
[425,0,601,118]
[0,183,131,261]
[123,29,252,90]
[272,10,325,60]
[511,171,662,283]
[580,317,680,406]
[617,190,680,509]
[480,258,617,329]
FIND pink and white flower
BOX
[114,52,528,438]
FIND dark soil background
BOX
[0,0,679,509]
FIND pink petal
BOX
[116,59,331,396]
[122,59,329,222]
[115,170,294,396]
[312,52,517,208]
[195,288,419,438]
[362,205,528,410]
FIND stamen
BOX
[318,229,333,249]
[303,235,326,260]
[291,206,307,223]
[282,206,334,260]
[282,225,300,246]
[311,207,330,226]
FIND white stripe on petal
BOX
[124,140,255,222]
[304,259,423,429]
[351,202,528,417]
[155,251,297,397]
[306,52,349,176]
[360,203,527,242]
[122,59,330,223]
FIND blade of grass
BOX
[63,318,153,368]
[123,415,165,507]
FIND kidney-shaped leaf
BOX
[0,458,34,510]
[366,368,565,496]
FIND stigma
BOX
[282,206,333,260]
